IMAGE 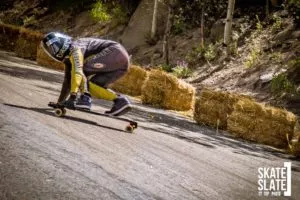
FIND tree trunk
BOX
[151,0,159,39]
[163,4,173,65]
[266,0,270,18]
[224,0,235,55]
[200,6,205,48]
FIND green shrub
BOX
[244,48,260,68]
[186,43,220,65]
[271,14,283,32]
[159,63,173,72]
[271,73,296,94]
[186,45,205,65]
[112,5,129,25]
[172,61,192,78]
[256,15,263,33]
[174,0,227,28]
[204,43,217,61]
[23,16,37,27]
[288,58,300,68]
[270,52,283,62]
[171,15,186,35]
[90,1,111,22]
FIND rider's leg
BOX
[88,71,132,116]
[82,45,131,116]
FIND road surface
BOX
[0,50,299,200]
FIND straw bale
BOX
[15,28,43,60]
[201,88,233,102]
[254,119,294,148]
[141,70,195,111]
[0,23,20,51]
[265,107,296,126]
[194,88,242,129]
[194,98,231,128]
[233,98,266,115]
[110,65,148,96]
[228,98,297,148]
[36,44,64,70]
[163,78,195,110]
[292,142,300,157]
[227,112,256,136]
[290,120,300,157]
[0,24,44,60]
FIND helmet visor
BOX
[40,41,63,62]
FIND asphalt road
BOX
[0,50,299,200]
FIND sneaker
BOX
[63,94,77,110]
[76,94,92,110]
[105,95,132,116]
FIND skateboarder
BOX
[40,32,131,116]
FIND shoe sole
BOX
[107,104,132,116]
[75,105,91,110]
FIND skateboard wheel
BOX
[130,122,138,129]
[125,125,134,133]
[54,108,64,117]
[62,108,67,116]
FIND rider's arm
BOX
[69,47,84,94]
[57,59,71,103]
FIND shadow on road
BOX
[0,64,63,84]
[3,102,299,162]
[3,103,129,134]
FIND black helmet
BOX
[41,32,72,62]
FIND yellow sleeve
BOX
[69,48,84,93]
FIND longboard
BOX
[48,102,138,133]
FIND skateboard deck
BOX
[48,102,138,133]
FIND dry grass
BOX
[141,69,195,111]
[110,65,148,96]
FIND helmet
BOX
[41,32,72,62]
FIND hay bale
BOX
[0,24,43,60]
[227,112,256,135]
[163,78,195,110]
[141,70,195,111]
[193,88,243,129]
[228,98,297,148]
[289,120,300,157]
[36,44,65,70]
[233,97,266,114]
[110,65,148,96]
[15,28,43,60]
[0,23,20,51]
[265,107,296,126]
